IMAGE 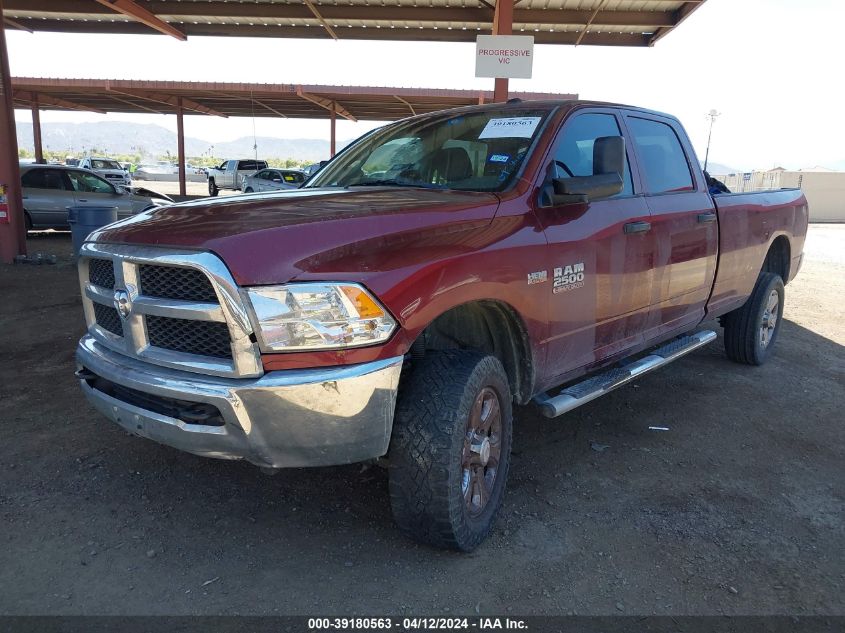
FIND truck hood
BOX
[91,187,500,285]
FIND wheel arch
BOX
[763,234,791,283]
[410,299,535,405]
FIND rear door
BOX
[536,108,653,381]
[21,168,76,227]
[622,113,718,338]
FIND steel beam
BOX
[330,106,336,157]
[3,15,31,32]
[13,90,107,113]
[649,1,704,46]
[31,95,43,163]
[492,0,514,103]
[393,95,416,116]
[176,98,186,196]
[296,86,356,122]
[302,0,338,40]
[92,0,186,40]
[0,0,26,263]
[105,86,227,117]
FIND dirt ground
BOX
[1,225,842,616]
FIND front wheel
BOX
[722,272,785,365]
[208,179,219,197]
[388,350,513,551]
[244,187,254,193]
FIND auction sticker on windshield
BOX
[479,117,541,139]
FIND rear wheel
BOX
[722,272,785,365]
[208,179,219,197]
[388,350,512,551]
[244,187,254,193]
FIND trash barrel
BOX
[68,206,118,257]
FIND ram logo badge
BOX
[553,262,585,294]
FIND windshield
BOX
[306,107,552,192]
[91,159,122,170]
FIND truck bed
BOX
[707,188,808,318]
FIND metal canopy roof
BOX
[4,1,706,47]
[11,77,577,121]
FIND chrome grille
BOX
[139,265,218,302]
[78,244,262,379]
[147,316,232,359]
[93,302,122,337]
[89,258,115,289]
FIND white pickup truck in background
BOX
[206,159,267,196]
[77,157,131,188]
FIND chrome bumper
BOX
[76,335,403,468]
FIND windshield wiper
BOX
[347,179,440,189]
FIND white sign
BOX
[479,117,542,139]
[475,35,534,79]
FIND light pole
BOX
[703,109,721,172]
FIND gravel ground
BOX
[0,225,842,616]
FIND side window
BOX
[550,112,633,197]
[67,171,115,194]
[283,171,304,184]
[254,170,268,180]
[627,117,694,194]
[22,169,66,190]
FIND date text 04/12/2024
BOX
[307,617,528,630]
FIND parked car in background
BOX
[20,164,171,231]
[241,168,306,193]
[206,159,267,196]
[77,157,131,187]
[303,161,328,178]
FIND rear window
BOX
[627,117,694,194]
[238,160,267,171]
[281,171,305,184]
[22,169,66,190]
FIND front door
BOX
[66,169,131,219]
[535,109,654,382]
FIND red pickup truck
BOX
[75,100,808,551]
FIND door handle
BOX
[697,212,717,223]
[77,199,88,202]
[624,221,651,234]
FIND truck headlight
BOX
[245,283,396,352]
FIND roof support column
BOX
[330,102,336,158]
[176,98,186,197]
[0,0,26,263]
[492,0,514,103]
[31,95,43,164]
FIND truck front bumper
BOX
[76,335,403,468]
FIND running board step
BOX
[533,330,717,419]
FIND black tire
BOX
[208,179,219,197]
[722,272,785,365]
[244,187,254,193]
[389,350,513,551]
[24,212,32,232]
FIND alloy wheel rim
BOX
[461,387,503,517]
[760,289,779,348]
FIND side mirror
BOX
[550,136,625,205]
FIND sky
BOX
[6,0,843,171]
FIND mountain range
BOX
[14,121,341,162]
